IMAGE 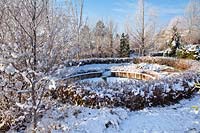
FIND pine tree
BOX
[166,26,181,57]
[120,33,130,57]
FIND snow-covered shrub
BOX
[53,71,200,111]
[64,58,133,67]
[52,57,200,111]
[0,68,31,131]
[0,63,53,132]
[176,45,200,60]
[135,57,191,70]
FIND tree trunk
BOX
[141,0,145,56]
[32,1,37,131]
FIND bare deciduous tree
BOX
[66,0,85,59]
[0,0,72,131]
[94,20,106,57]
[5,0,48,130]
[185,0,200,44]
[126,0,157,56]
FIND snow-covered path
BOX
[120,96,200,133]
[34,94,200,133]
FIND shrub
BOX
[176,49,196,60]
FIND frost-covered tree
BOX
[79,25,92,57]
[0,0,72,131]
[94,20,106,57]
[126,0,157,56]
[185,0,200,44]
[106,20,117,57]
[0,0,47,130]
[164,26,181,57]
[66,0,85,59]
[92,20,118,58]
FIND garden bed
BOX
[51,57,200,111]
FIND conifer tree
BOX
[120,33,130,57]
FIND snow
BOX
[15,81,23,89]
[53,63,128,77]
[0,63,5,71]
[5,63,17,75]
[172,40,177,47]
[66,72,102,79]
[111,63,175,73]
[52,62,178,84]
[7,58,199,132]
[121,96,200,133]
[52,62,199,110]
[107,77,135,83]
[80,77,135,84]
[71,64,127,75]
[34,94,200,133]
[173,83,184,91]
[72,73,198,100]
[110,63,178,79]
[49,79,57,90]
[16,102,32,110]
[185,44,200,52]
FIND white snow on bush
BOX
[0,63,5,71]
[5,63,17,75]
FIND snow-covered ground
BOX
[52,63,128,79]
[26,61,199,133]
[111,63,175,72]
[33,94,200,133]
[80,77,136,84]
[111,63,179,79]
[52,62,179,81]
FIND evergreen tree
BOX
[120,33,130,57]
[164,26,181,57]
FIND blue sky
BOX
[58,0,190,32]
